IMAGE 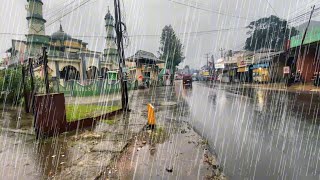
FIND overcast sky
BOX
[0,0,319,68]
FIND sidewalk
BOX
[208,81,320,94]
[0,87,226,179]
[107,121,226,179]
[0,90,142,180]
[242,82,320,93]
[103,88,226,180]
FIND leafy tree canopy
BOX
[245,15,298,51]
[158,25,185,72]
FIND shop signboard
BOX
[290,27,320,48]
[283,66,290,74]
[108,71,118,81]
[237,67,248,72]
[250,63,269,69]
[202,71,209,76]
[215,63,225,69]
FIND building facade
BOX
[5,0,119,85]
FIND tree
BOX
[245,15,298,51]
[0,66,49,105]
[158,25,185,74]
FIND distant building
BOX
[5,0,119,84]
[126,50,165,86]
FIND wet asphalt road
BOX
[1,83,319,179]
[177,81,320,180]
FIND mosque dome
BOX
[51,24,72,41]
[105,8,114,21]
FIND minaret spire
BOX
[26,0,49,57]
[104,7,118,63]
[59,20,63,32]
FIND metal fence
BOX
[53,79,138,97]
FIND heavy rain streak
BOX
[0,0,320,179]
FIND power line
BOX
[168,0,255,21]
[45,0,79,21]
[264,0,279,16]
[0,27,246,38]
[45,0,77,17]
[289,0,319,16]
[46,0,94,27]
[288,6,320,26]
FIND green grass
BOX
[66,104,121,122]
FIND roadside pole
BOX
[114,0,129,111]
[21,64,29,113]
[205,53,210,81]
[42,47,49,94]
[293,5,315,72]
[28,58,35,114]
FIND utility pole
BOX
[114,0,129,111]
[42,47,49,94]
[28,58,35,114]
[21,64,29,113]
[211,55,215,76]
[205,53,210,68]
[294,5,315,68]
[219,48,225,58]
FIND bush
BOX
[0,66,23,105]
[0,65,48,105]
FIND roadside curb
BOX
[203,82,320,94]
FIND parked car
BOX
[183,75,192,88]
[192,73,199,81]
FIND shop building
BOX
[126,50,165,87]
[290,27,320,83]
[5,0,119,85]
[236,51,254,82]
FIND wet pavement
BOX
[1,82,319,179]
[109,87,225,179]
[110,122,223,180]
[1,86,218,180]
[0,89,147,179]
[180,81,320,180]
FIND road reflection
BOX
[177,82,320,180]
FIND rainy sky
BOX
[0,0,319,68]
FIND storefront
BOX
[291,27,320,83]
[126,50,165,87]
[237,66,250,82]
[225,62,238,82]
[251,63,270,83]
